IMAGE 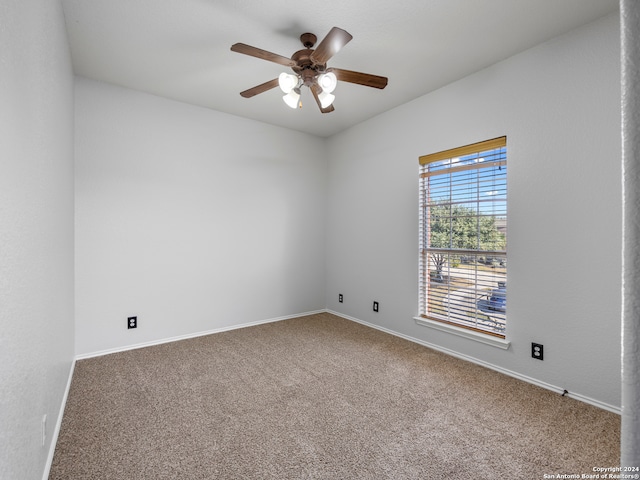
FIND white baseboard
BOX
[327,309,621,415]
[42,357,76,480]
[75,309,327,361]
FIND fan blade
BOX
[329,68,388,89]
[240,78,279,98]
[231,43,296,67]
[310,84,335,114]
[310,27,352,65]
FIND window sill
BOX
[413,316,511,350]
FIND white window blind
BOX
[419,137,507,338]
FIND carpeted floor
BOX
[49,312,620,479]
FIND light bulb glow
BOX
[317,72,337,93]
[278,73,298,93]
[318,91,335,109]
[283,89,301,109]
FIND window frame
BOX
[417,137,508,345]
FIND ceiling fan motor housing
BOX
[300,33,317,49]
[291,49,326,86]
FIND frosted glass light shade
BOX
[318,91,335,108]
[283,89,301,109]
[279,73,298,93]
[317,72,337,93]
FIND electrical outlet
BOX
[338,294,343,303]
[373,301,379,312]
[532,343,544,360]
[128,316,137,329]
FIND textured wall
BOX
[325,13,622,409]
[621,0,640,468]
[0,1,75,479]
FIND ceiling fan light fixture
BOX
[318,90,335,109]
[278,72,299,93]
[283,88,301,109]
[317,72,337,94]
[231,27,388,114]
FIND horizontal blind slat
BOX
[420,159,506,178]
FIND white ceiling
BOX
[60,0,618,138]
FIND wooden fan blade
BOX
[310,84,335,114]
[329,68,388,89]
[240,78,279,98]
[310,27,352,65]
[231,43,296,67]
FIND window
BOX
[418,137,507,338]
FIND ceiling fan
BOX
[230,27,388,113]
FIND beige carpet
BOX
[49,312,619,479]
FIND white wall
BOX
[325,13,622,409]
[0,5,621,477]
[75,78,327,356]
[0,1,75,479]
